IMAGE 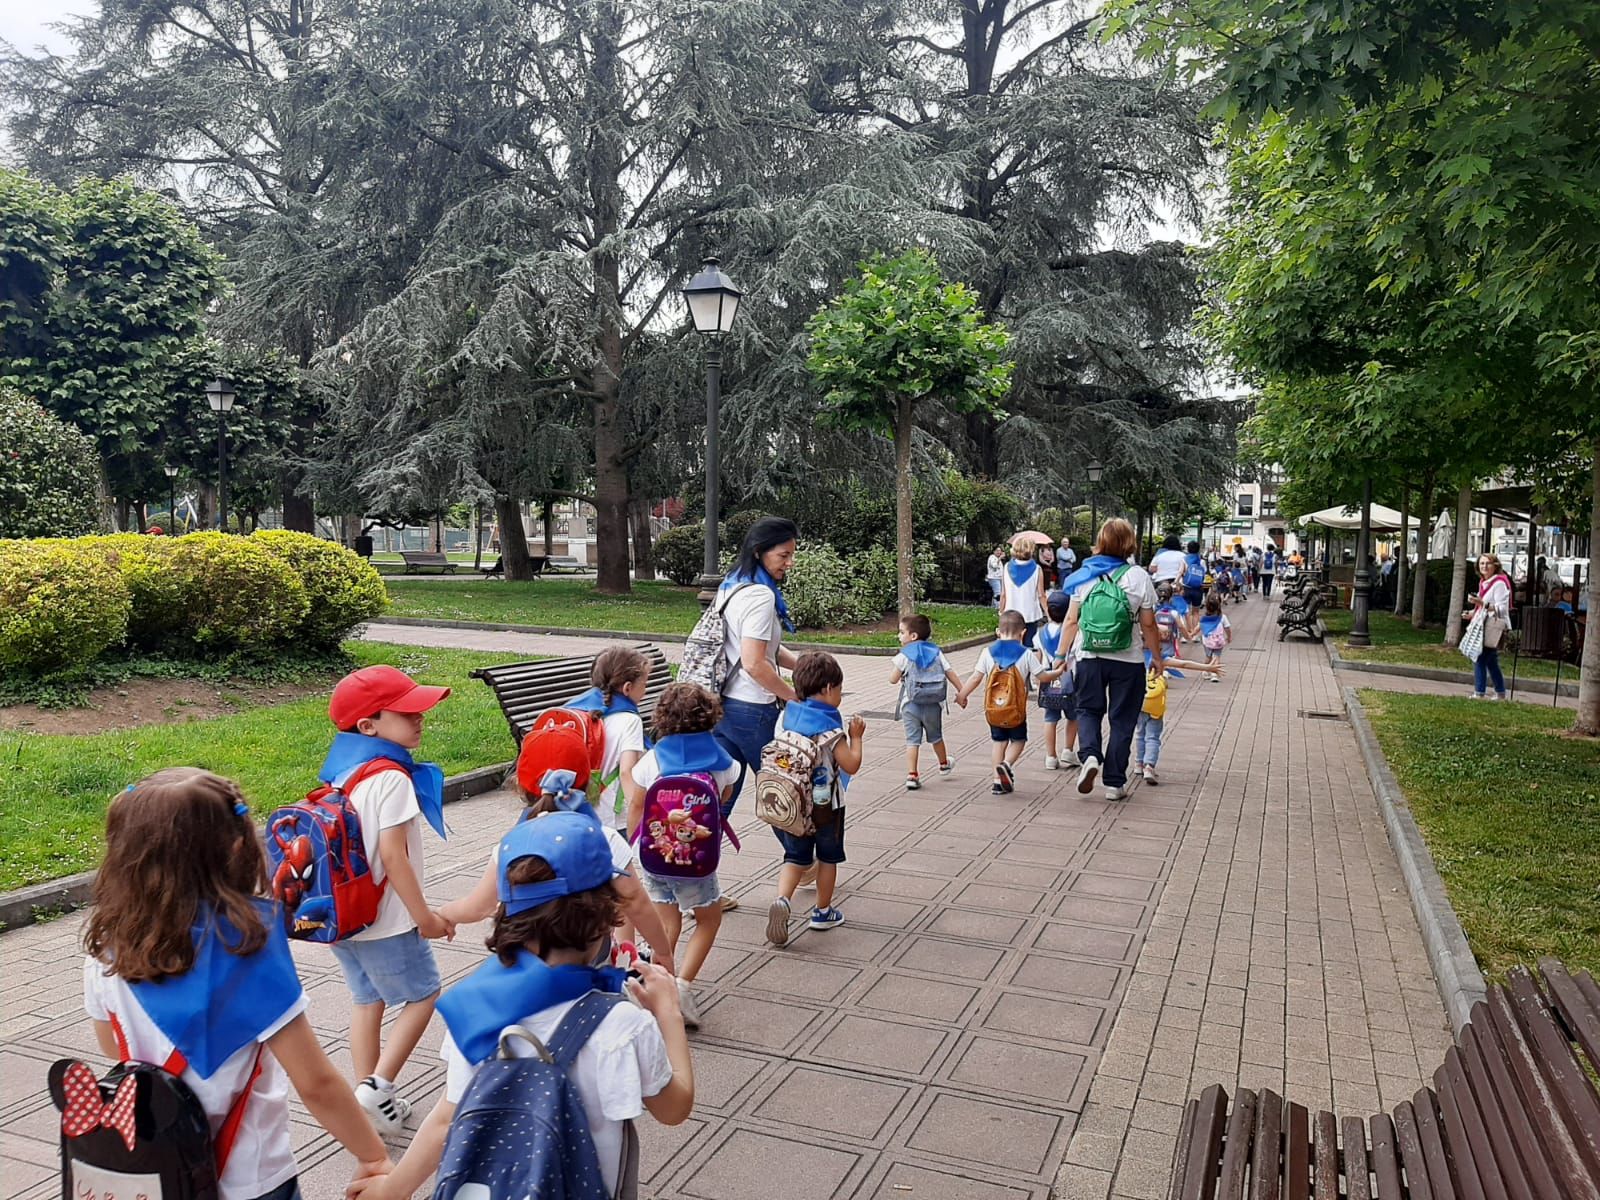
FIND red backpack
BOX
[523,708,606,773]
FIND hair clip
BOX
[234,802,249,816]
[124,784,137,792]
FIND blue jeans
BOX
[1073,657,1146,788]
[713,697,780,817]
[1135,712,1163,767]
[988,578,1003,605]
[1475,648,1506,696]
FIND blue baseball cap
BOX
[497,809,623,916]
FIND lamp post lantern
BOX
[163,464,179,534]
[1086,460,1104,542]
[680,258,742,601]
[205,379,236,531]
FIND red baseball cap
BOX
[329,665,451,731]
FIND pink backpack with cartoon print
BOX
[633,773,739,878]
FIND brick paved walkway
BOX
[2,600,1452,1200]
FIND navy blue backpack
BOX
[434,992,639,1200]
[1182,553,1207,590]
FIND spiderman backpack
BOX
[48,1015,260,1200]
[265,759,397,942]
[634,773,739,879]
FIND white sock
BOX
[369,1075,395,1093]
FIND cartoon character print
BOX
[270,818,316,912]
[666,807,711,866]
[646,818,677,863]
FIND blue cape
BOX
[1006,559,1038,589]
[1200,614,1225,636]
[438,950,626,1066]
[721,566,794,632]
[566,687,651,749]
[320,732,446,840]
[128,901,303,1079]
[783,697,843,736]
[987,640,1029,669]
[901,640,943,670]
[1037,623,1063,660]
[652,731,733,776]
[1058,554,1128,594]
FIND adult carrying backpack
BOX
[49,1014,261,1200]
[1079,566,1134,653]
[678,584,754,694]
[1181,554,1206,590]
[634,772,738,879]
[433,992,638,1200]
[753,728,844,836]
[983,662,1029,729]
[266,759,396,942]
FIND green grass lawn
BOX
[1360,689,1600,980]
[1324,608,1564,680]
[0,642,523,892]
[381,578,996,648]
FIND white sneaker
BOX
[677,980,702,1031]
[1060,750,1081,768]
[1104,785,1128,801]
[355,1078,411,1137]
[1044,755,1060,771]
[766,897,791,947]
[1142,766,1159,785]
[1076,756,1101,795]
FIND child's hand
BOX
[627,960,683,1023]
[956,694,968,709]
[347,1163,395,1200]
[848,714,867,740]
[418,910,455,941]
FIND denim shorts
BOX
[773,807,846,866]
[638,867,722,913]
[1041,688,1078,726]
[901,701,944,746]
[989,721,1028,743]
[329,928,441,1007]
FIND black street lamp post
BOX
[1349,477,1375,647]
[163,464,179,534]
[680,258,742,601]
[1087,460,1104,541]
[206,379,236,531]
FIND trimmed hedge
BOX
[0,530,387,677]
[0,388,106,539]
[655,524,706,587]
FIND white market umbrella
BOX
[1298,502,1408,532]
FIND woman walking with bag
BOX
[1464,552,1512,700]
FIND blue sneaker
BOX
[809,906,845,931]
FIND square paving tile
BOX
[752,1065,912,1140]
[953,881,1047,914]
[997,839,1083,866]
[924,908,1030,944]
[685,1045,777,1110]
[786,924,897,963]
[1031,921,1136,962]
[840,894,930,929]
[808,1013,953,1076]
[945,1034,1088,1106]
[741,955,864,1003]
[858,971,981,1023]
[976,859,1067,889]
[982,991,1105,1047]
[1052,894,1149,929]
[905,1090,1064,1176]
[1085,850,1168,880]
[1007,953,1123,1001]
[890,849,974,876]
[861,1158,1048,1199]
[890,936,1008,980]
[678,1128,862,1200]
[698,993,825,1053]
[853,870,951,901]
[637,1115,706,1184]
[1067,873,1157,902]
[915,830,981,856]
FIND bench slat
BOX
[1506,970,1600,1185]
[1368,1112,1403,1200]
[1433,1056,1489,1200]
[1283,1101,1310,1200]
[1216,1087,1257,1200]
[1341,1115,1371,1200]
[1540,958,1600,1075]
[1392,1100,1435,1200]
[1457,1023,1558,1200]
[1179,1084,1230,1200]
[1171,1097,1202,1200]
[1412,1088,1456,1198]
[471,645,672,748]
[1311,1111,1338,1200]
[1251,1088,1283,1200]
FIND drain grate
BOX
[1299,709,1346,721]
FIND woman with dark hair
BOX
[711,517,801,907]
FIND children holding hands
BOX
[956,609,1067,794]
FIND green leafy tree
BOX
[0,388,106,537]
[807,250,1012,614]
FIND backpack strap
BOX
[543,991,627,1069]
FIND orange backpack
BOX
[984,663,1029,729]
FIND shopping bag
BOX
[1459,610,1485,663]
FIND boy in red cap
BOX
[322,664,457,1137]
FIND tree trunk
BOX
[281,490,315,533]
[965,410,999,479]
[495,495,536,581]
[432,516,444,553]
[1411,471,1435,627]
[473,503,484,571]
[197,484,216,531]
[542,498,555,555]
[1393,483,1409,615]
[630,500,657,581]
[1573,442,1600,736]
[1444,483,1474,646]
[116,497,132,531]
[895,392,916,616]
[135,499,149,533]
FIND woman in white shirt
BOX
[985,544,1007,606]
[1465,552,1512,700]
[1148,534,1189,584]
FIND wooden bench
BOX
[1169,958,1600,1200]
[481,555,555,579]
[399,550,459,574]
[470,643,673,745]
[544,555,585,574]
[1278,589,1326,641]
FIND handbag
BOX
[1484,615,1507,650]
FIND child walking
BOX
[321,665,457,1135]
[888,614,966,791]
[81,769,392,1200]
[565,646,651,832]
[766,652,867,946]
[1036,590,1079,771]
[625,682,742,1029]
[1199,594,1232,681]
[348,807,694,1200]
[957,609,1064,794]
[1134,651,1223,784]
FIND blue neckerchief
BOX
[438,949,626,1066]
[1058,554,1127,594]
[652,731,732,776]
[1200,614,1224,635]
[721,566,794,632]
[127,900,302,1079]
[783,697,844,737]
[988,640,1028,669]
[902,640,942,670]
[1006,559,1038,588]
[1037,623,1063,660]
[320,732,446,840]
[566,687,650,748]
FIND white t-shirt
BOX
[1148,549,1188,583]
[442,999,673,1197]
[891,649,954,677]
[597,711,647,830]
[1070,564,1159,664]
[83,958,306,1200]
[345,769,424,941]
[1000,562,1045,622]
[629,749,741,797]
[985,554,1004,581]
[719,584,783,705]
[974,645,1043,691]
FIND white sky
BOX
[0,0,78,59]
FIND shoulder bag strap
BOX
[149,1029,263,1177]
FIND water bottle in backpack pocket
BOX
[753,728,843,836]
[633,773,737,878]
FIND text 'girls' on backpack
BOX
[678,583,753,694]
[1079,566,1134,653]
[984,662,1029,729]
[265,758,397,942]
[49,1023,261,1200]
[434,993,638,1200]
[634,773,739,878]
[753,728,844,836]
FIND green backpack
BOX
[1079,565,1134,652]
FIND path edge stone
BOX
[1325,638,1577,698]
[0,760,513,935]
[1340,684,1487,1033]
